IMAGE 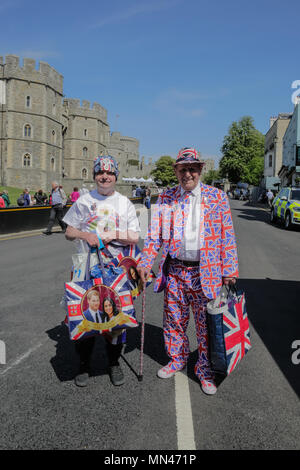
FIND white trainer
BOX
[200,379,217,395]
[157,362,185,379]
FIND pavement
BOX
[0,200,299,451]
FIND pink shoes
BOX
[200,379,217,395]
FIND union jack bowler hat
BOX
[175,147,204,166]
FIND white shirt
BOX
[63,189,140,256]
[177,183,201,262]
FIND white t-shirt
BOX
[63,189,140,256]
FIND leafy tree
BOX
[219,116,264,184]
[202,169,220,185]
[151,155,178,186]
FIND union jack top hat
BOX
[175,147,204,166]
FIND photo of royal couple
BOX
[82,288,120,324]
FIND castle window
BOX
[269,155,272,167]
[82,168,88,179]
[52,103,56,115]
[52,130,56,145]
[50,157,55,171]
[84,129,88,137]
[83,147,88,157]
[23,153,31,167]
[26,96,31,108]
[24,124,32,137]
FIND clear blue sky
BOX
[1,0,300,166]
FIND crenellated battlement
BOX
[63,98,107,122]
[1,54,63,94]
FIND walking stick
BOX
[138,286,146,382]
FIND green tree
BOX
[219,116,264,184]
[202,169,220,185]
[151,155,178,186]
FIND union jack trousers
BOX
[164,262,214,381]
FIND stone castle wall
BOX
[0,55,153,194]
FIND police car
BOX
[270,187,300,229]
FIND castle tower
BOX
[62,99,109,190]
[0,55,64,189]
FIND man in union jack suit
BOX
[137,147,239,395]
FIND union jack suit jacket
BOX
[139,183,239,300]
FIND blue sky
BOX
[1,0,300,166]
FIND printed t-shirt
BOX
[62,189,140,257]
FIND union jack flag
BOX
[65,270,137,341]
[107,245,155,300]
[208,290,251,376]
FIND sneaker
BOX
[42,230,52,235]
[200,379,217,395]
[74,371,89,387]
[157,362,185,379]
[109,365,125,386]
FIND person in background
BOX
[0,192,5,208]
[23,189,31,207]
[42,182,67,235]
[70,187,80,203]
[34,189,48,206]
[1,190,10,207]
[145,188,151,209]
[135,185,142,197]
[132,186,136,197]
[266,189,274,208]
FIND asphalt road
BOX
[0,200,299,450]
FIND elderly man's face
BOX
[174,163,202,191]
[94,171,117,195]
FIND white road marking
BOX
[0,342,44,376]
[175,371,196,450]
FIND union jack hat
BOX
[93,155,119,179]
[175,147,204,166]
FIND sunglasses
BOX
[177,166,200,174]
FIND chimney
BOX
[269,116,277,128]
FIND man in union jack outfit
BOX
[138,147,239,395]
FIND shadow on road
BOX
[46,323,109,382]
[239,278,300,397]
[46,277,300,396]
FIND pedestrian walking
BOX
[42,182,67,235]
[266,189,274,208]
[137,147,239,395]
[62,155,140,387]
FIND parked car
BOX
[270,187,300,229]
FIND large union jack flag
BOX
[223,292,251,374]
[208,290,251,375]
[65,270,137,341]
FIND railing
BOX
[0,195,158,235]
